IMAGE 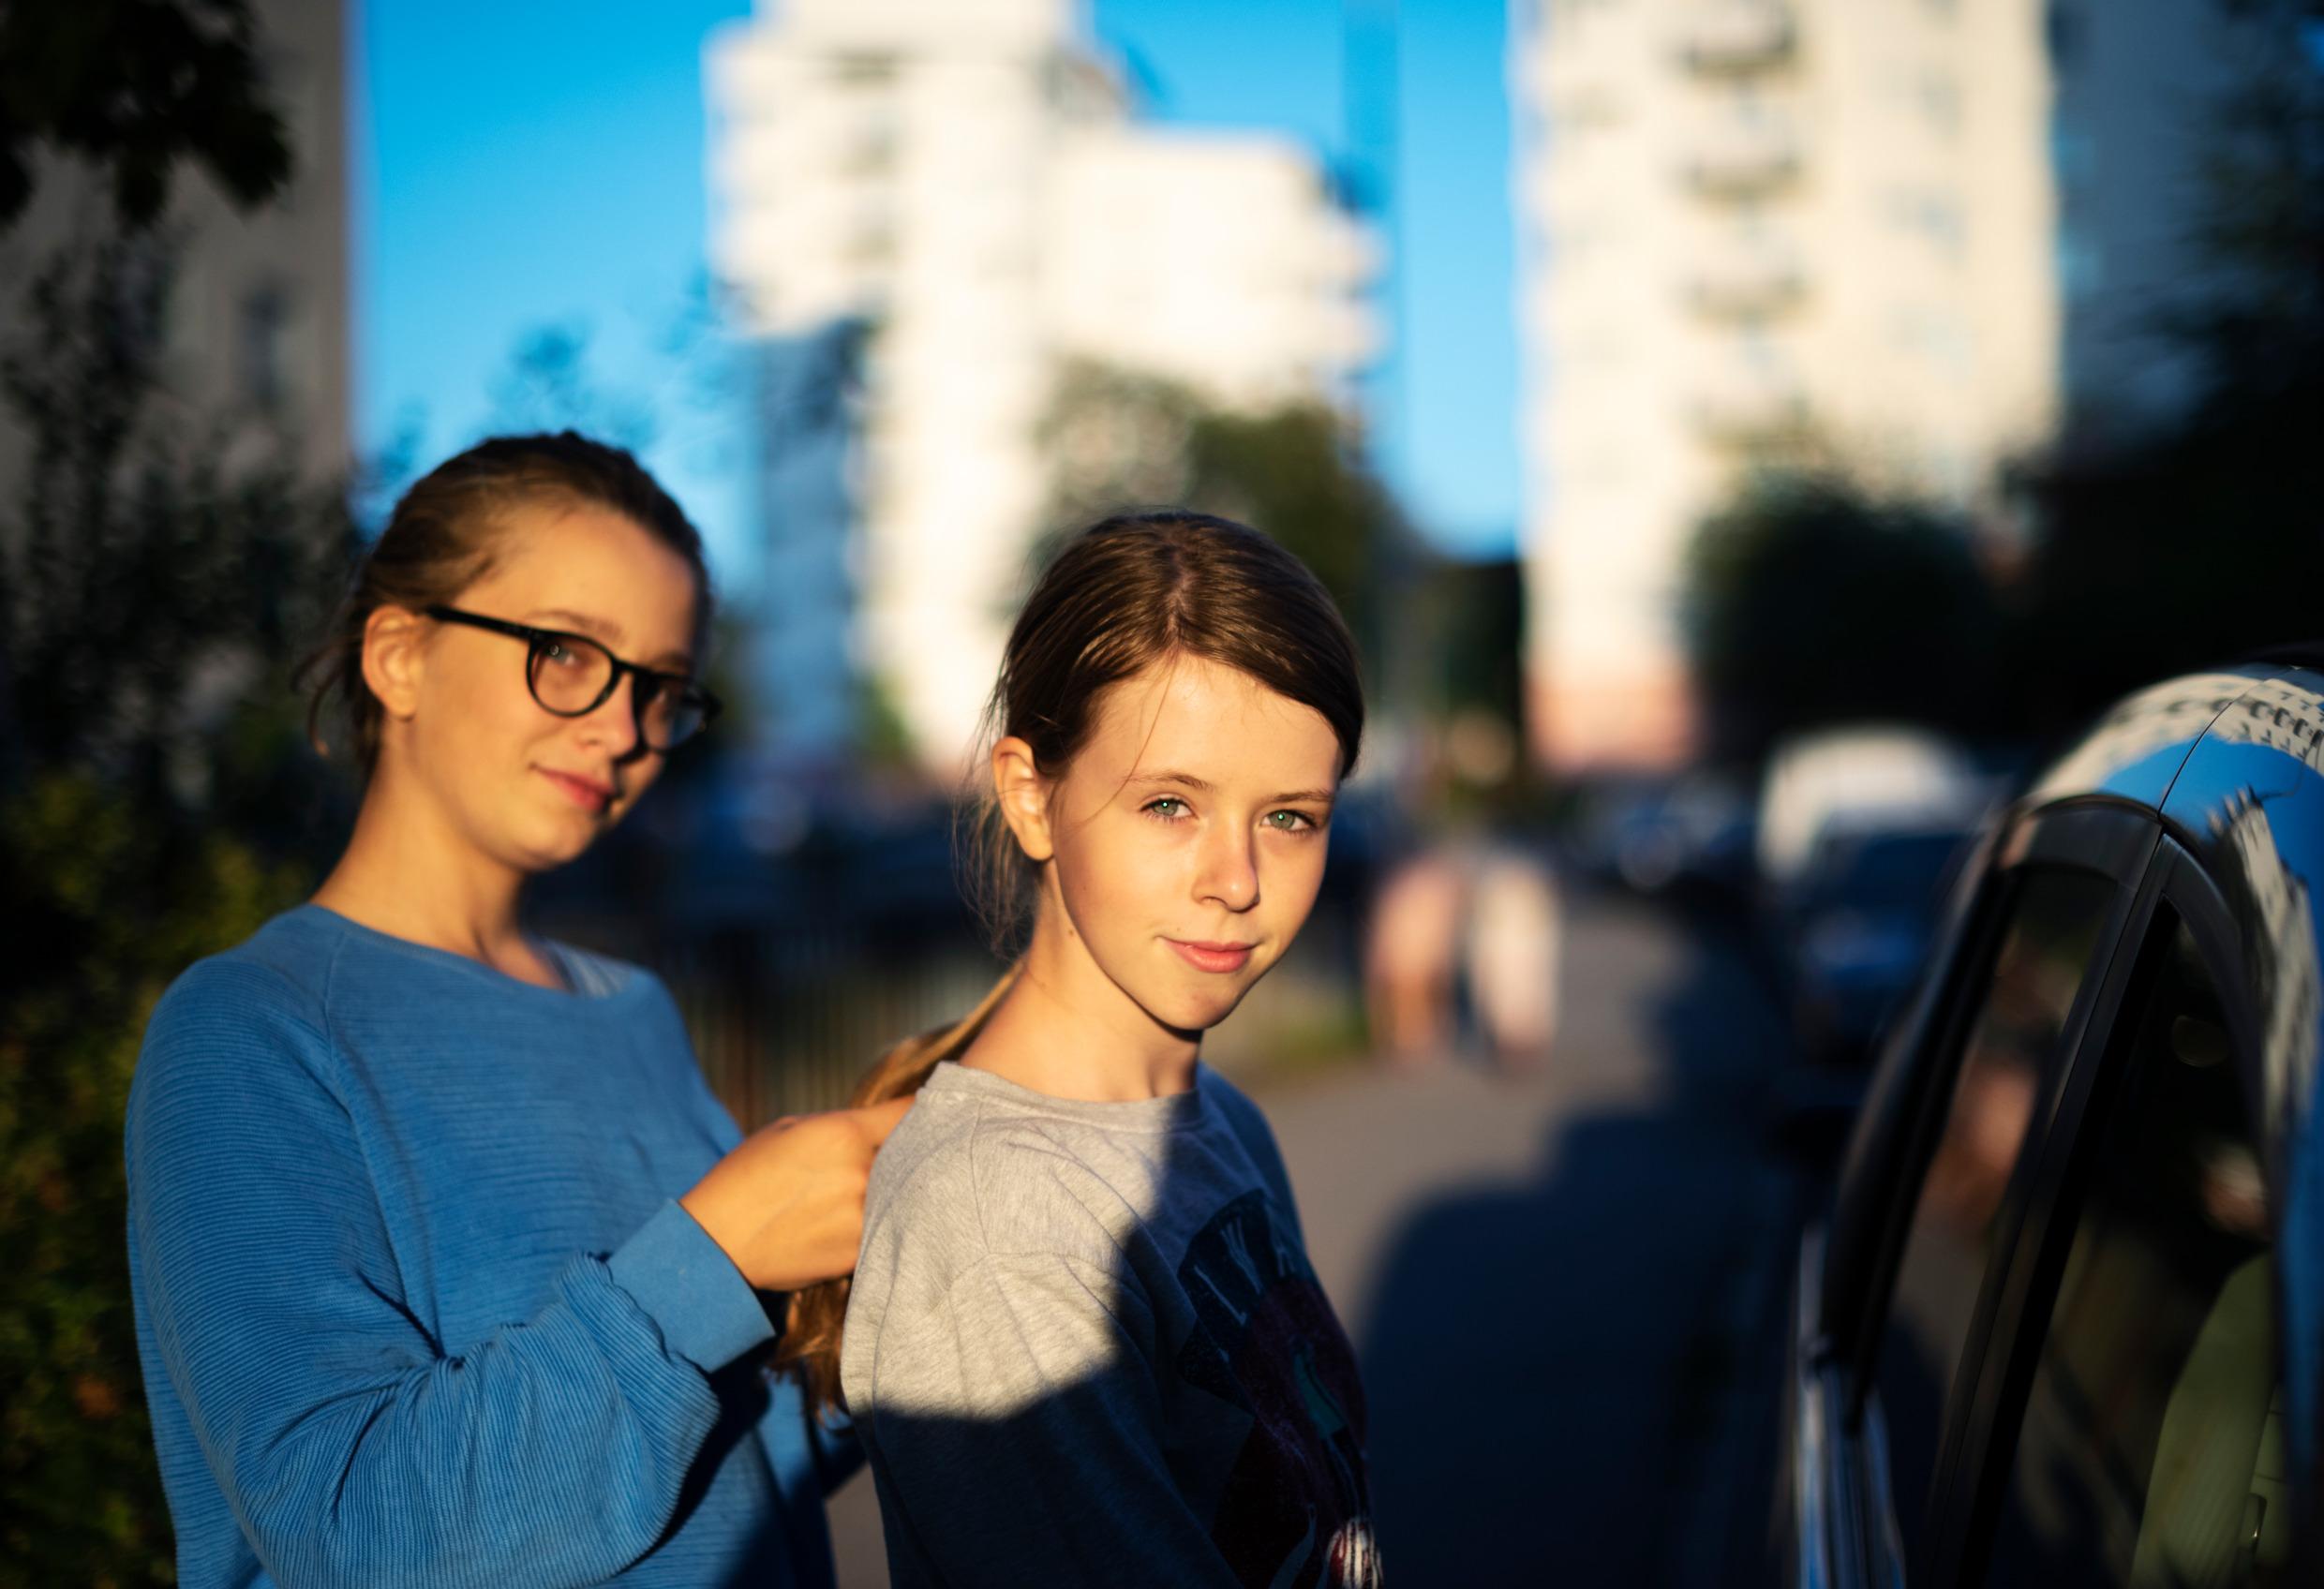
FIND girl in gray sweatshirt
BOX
[780,511,1382,1589]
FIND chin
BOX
[509,821,601,873]
[1146,983,1254,1036]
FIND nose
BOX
[1195,823,1260,913]
[576,672,649,763]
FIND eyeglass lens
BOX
[526,635,704,748]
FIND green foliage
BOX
[0,230,357,814]
[0,774,307,1588]
[1039,360,1406,679]
[1183,402,1397,652]
[1404,557,1530,809]
[0,0,290,230]
[0,198,350,1589]
[1681,471,2003,765]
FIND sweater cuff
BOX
[607,1200,773,1372]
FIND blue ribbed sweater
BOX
[125,904,852,1588]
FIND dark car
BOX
[1780,660,2324,1586]
[1782,820,1975,1064]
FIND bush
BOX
[0,774,311,1586]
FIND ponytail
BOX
[774,963,1020,1417]
[775,509,1363,1418]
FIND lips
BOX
[1167,939,1256,974]
[540,768,615,814]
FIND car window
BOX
[1987,914,2286,1587]
[1873,868,2119,1568]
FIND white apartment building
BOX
[707,0,1370,770]
[1512,0,2057,772]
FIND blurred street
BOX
[9,2,2322,1581]
[827,888,1803,1588]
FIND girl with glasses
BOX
[782,512,1383,1588]
[126,432,896,1588]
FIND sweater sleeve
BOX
[125,959,774,1589]
[861,1251,1240,1589]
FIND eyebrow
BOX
[1127,771,1336,805]
[525,608,693,672]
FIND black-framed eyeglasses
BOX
[425,605,723,752]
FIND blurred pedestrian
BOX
[781,512,1383,1587]
[126,434,896,1587]
[1364,848,1465,1063]
[1467,847,1563,1071]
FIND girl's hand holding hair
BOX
[682,1096,915,1291]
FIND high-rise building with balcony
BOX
[707,0,1371,770]
[1512,0,2057,771]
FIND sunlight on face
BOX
[407,501,700,874]
[1041,653,1344,1036]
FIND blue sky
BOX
[358,0,1519,584]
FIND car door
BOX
[1943,839,2287,1585]
[1794,802,2156,1586]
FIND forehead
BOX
[462,501,699,653]
[1080,655,1342,787]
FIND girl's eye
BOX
[1264,809,1317,832]
[1144,796,1189,821]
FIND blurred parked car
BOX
[1779,660,2324,1586]
[1782,820,1974,1064]
[1569,769,1757,898]
[1758,724,1989,896]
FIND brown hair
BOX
[775,509,1363,1415]
[300,431,713,775]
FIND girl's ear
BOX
[992,735,1055,863]
[361,605,430,725]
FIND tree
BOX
[1682,471,2003,765]
[0,10,348,1582]
[0,225,356,1589]
[1040,361,1408,683]
[0,0,290,231]
[0,233,354,796]
[2011,0,2324,736]
[2169,0,2324,409]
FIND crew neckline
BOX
[923,1058,1213,1133]
[290,902,638,1002]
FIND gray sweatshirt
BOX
[841,1061,1382,1589]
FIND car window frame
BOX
[1936,835,2276,1583]
[1819,798,2160,1581]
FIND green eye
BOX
[1146,797,1187,819]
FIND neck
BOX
[311,759,535,972]
[962,906,1200,1102]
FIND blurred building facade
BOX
[0,0,350,488]
[1513,0,2057,772]
[706,0,1371,770]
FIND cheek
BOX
[420,661,546,775]
[1265,839,1331,926]
[1052,819,1177,933]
